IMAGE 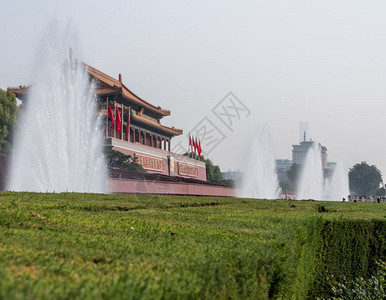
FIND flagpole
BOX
[128,107,131,142]
[114,100,116,139]
[193,137,196,159]
[190,134,193,158]
[121,103,124,140]
[195,137,197,160]
[106,97,108,138]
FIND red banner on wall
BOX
[135,154,164,172]
[178,163,199,178]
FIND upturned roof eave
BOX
[84,63,171,117]
[131,113,183,137]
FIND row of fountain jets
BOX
[6,26,349,200]
[238,125,350,201]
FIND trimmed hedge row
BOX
[0,193,384,299]
[308,219,386,298]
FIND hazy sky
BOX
[2,0,386,177]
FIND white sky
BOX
[2,0,386,177]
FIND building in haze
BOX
[275,159,292,182]
[324,162,336,178]
[222,170,241,181]
[292,132,327,169]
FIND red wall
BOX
[108,178,235,197]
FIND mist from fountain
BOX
[324,161,349,201]
[7,23,107,193]
[296,142,349,201]
[322,177,331,200]
[296,142,324,200]
[238,124,281,199]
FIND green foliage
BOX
[104,146,144,172]
[349,162,383,195]
[0,89,18,155]
[317,205,328,213]
[184,153,232,186]
[220,179,234,187]
[376,187,386,196]
[0,193,384,299]
[323,260,385,300]
[287,163,300,184]
[280,178,295,193]
[281,163,300,193]
[202,156,234,186]
[204,157,223,183]
[311,219,386,298]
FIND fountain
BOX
[323,161,349,201]
[296,142,349,201]
[238,124,281,199]
[7,24,107,193]
[296,142,324,200]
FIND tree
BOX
[183,153,232,186]
[349,162,383,195]
[0,89,18,155]
[279,163,300,193]
[204,158,223,184]
[287,163,300,184]
[201,156,234,186]
[376,187,386,197]
[279,179,295,193]
[104,146,144,172]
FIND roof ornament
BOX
[119,73,122,83]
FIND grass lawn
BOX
[0,192,385,299]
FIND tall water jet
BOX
[324,161,349,201]
[7,23,106,193]
[296,142,324,200]
[238,124,281,199]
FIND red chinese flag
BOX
[198,139,202,158]
[191,137,195,153]
[115,105,122,133]
[107,102,115,126]
[193,137,197,155]
[189,134,192,152]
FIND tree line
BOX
[280,161,384,196]
[0,89,18,156]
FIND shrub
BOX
[322,260,385,300]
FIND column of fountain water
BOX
[323,161,349,201]
[7,24,107,193]
[296,142,324,200]
[296,142,349,201]
[238,124,281,199]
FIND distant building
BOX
[275,159,292,182]
[292,132,327,169]
[324,162,336,178]
[222,170,241,181]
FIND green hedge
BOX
[309,219,386,299]
[0,193,385,299]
